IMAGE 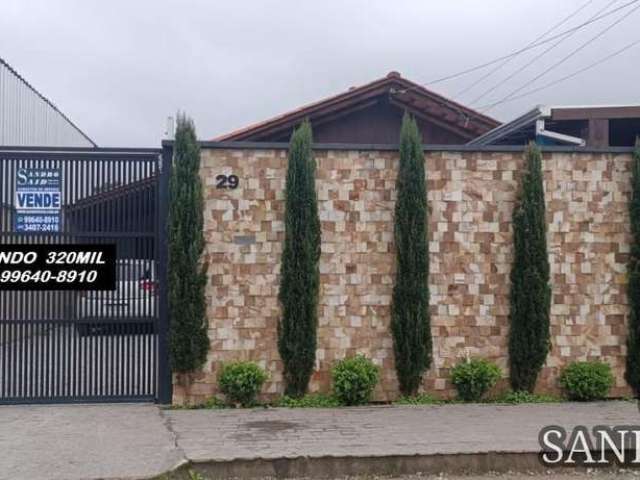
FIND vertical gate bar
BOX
[153,156,159,399]
[58,319,63,397]
[9,158,15,389]
[75,157,81,399]
[39,321,43,400]
[118,322,124,397]
[73,261,79,399]
[31,160,37,401]
[60,158,67,397]
[21,300,26,399]
[2,320,6,399]
[87,160,94,396]
[97,158,104,395]
[13,321,18,399]
[81,157,88,399]
[11,319,17,399]
[147,158,153,396]
[66,322,71,400]
[30,322,35,400]
[97,310,102,397]
[125,317,131,397]
[29,321,34,400]
[157,146,171,403]
[0,315,4,399]
[29,178,34,400]
[38,158,43,398]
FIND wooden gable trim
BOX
[215,73,500,141]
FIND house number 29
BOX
[216,174,239,189]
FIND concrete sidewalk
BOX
[0,403,183,480]
[1,401,639,480]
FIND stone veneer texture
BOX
[172,147,632,404]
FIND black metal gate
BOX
[0,147,171,404]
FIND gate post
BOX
[157,143,173,404]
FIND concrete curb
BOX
[154,451,597,479]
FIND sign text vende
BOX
[16,191,61,209]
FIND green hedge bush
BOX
[218,361,268,407]
[559,361,613,401]
[450,359,501,402]
[332,355,379,406]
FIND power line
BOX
[482,1,640,111]
[455,0,596,99]
[393,0,639,92]
[477,38,640,111]
[468,0,618,106]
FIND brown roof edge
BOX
[213,71,500,141]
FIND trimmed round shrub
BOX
[332,355,379,406]
[559,361,614,401]
[218,362,268,407]
[450,359,501,402]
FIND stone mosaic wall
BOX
[173,147,633,404]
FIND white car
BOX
[75,259,157,335]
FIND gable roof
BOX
[214,71,501,142]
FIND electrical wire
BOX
[477,38,640,111]
[392,0,639,93]
[482,1,640,112]
[455,0,596,99]
[468,0,618,106]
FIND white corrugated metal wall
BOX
[0,58,95,147]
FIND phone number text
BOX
[0,270,98,283]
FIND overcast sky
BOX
[1,0,638,147]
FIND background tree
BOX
[391,112,432,397]
[626,139,640,395]
[278,120,321,397]
[168,114,209,373]
[509,142,551,392]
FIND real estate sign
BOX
[15,168,61,232]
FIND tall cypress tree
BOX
[509,142,551,393]
[278,120,321,397]
[391,112,432,397]
[168,114,209,373]
[625,139,640,395]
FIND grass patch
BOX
[167,396,227,410]
[167,390,569,410]
[394,391,562,406]
[274,393,341,408]
[489,390,562,404]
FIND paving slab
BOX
[165,401,640,462]
[0,403,184,480]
